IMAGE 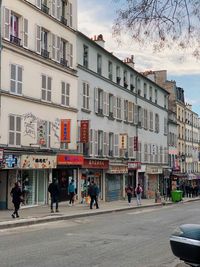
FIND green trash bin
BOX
[171,190,183,202]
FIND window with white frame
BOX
[124,100,128,121]
[109,94,114,117]
[128,102,133,123]
[51,0,61,20]
[9,114,21,146]
[10,64,23,95]
[116,97,122,119]
[61,81,70,106]
[144,143,148,162]
[116,66,121,84]
[149,111,153,130]
[41,28,49,58]
[52,34,61,62]
[82,82,90,110]
[98,130,103,156]
[68,43,73,67]
[144,83,147,98]
[155,89,158,104]
[41,74,51,101]
[68,1,73,27]
[60,39,68,67]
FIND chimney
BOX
[124,55,135,69]
[93,34,105,48]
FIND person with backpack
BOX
[125,184,133,206]
[48,177,60,213]
[135,183,143,206]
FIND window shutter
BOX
[94,130,98,156]
[69,43,73,67]
[56,36,61,62]
[141,108,144,127]
[94,87,98,113]
[128,137,133,158]
[51,0,56,17]
[103,132,108,157]
[89,129,93,156]
[17,66,23,95]
[106,93,109,116]
[128,102,133,123]
[47,77,51,101]
[23,18,28,48]
[57,0,61,20]
[36,25,41,54]
[36,0,41,8]
[134,105,138,125]
[4,7,10,40]
[51,34,56,60]
[114,134,119,157]
[113,96,116,118]
[103,92,107,116]
[77,125,83,154]
[10,64,16,93]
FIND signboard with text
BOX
[80,120,89,143]
[60,119,71,143]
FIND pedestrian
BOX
[48,177,60,213]
[125,184,133,205]
[68,179,75,206]
[10,181,22,218]
[88,181,99,209]
[135,183,143,206]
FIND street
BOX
[0,201,198,267]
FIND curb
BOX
[0,198,199,230]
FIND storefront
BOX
[80,158,109,201]
[146,166,163,199]
[128,161,142,196]
[106,163,128,201]
[19,154,56,207]
[55,154,83,202]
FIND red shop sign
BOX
[80,120,89,143]
[128,161,141,170]
[57,154,84,165]
[83,159,109,169]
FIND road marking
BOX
[127,207,164,215]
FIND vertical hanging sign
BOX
[134,136,138,151]
[80,120,89,143]
[60,119,71,143]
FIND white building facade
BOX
[77,33,169,201]
[0,0,78,209]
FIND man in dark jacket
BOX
[48,178,60,213]
[88,181,99,209]
[10,181,22,218]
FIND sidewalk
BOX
[0,196,199,230]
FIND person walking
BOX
[88,181,99,209]
[125,184,133,206]
[48,177,60,213]
[10,181,22,218]
[135,183,143,206]
[68,179,75,206]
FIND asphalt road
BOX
[0,201,198,267]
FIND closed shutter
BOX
[134,104,138,125]
[140,107,144,127]
[67,42,73,67]
[128,102,133,123]
[52,34,56,60]
[36,0,41,8]
[69,2,73,27]
[56,36,61,62]
[94,130,98,157]
[47,77,51,101]
[103,132,108,157]
[23,18,28,48]
[17,66,23,95]
[113,96,116,118]
[89,129,93,156]
[94,87,98,113]
[128,137,133,158]
[51,0,56,17]
[4,7,10,40]
[36,25,41,54]
[9,115,15,145]
[57,0,61,20]
[114,134,119,157]
[103,91,107,116]
[16,116,21,146]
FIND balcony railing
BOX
[60,58,68,68]
[41,4,49,14]
[10,35,21,46]
[61,16,68,26]
[41,49,49,59]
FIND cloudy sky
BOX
[77,0,200,114]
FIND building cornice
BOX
[0,90,78,113]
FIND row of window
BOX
[83,46,168,108]
[168,132,178,147]
[82,84,167,134]
[78,129,168,163]
[10,64,70,105]
[4,7,73,67]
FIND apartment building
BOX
[77,33,169,201]
[0,0,78,209]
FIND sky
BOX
[77,0,200,115]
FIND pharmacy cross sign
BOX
[5,155,17,168]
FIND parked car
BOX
[170,224,200,267]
